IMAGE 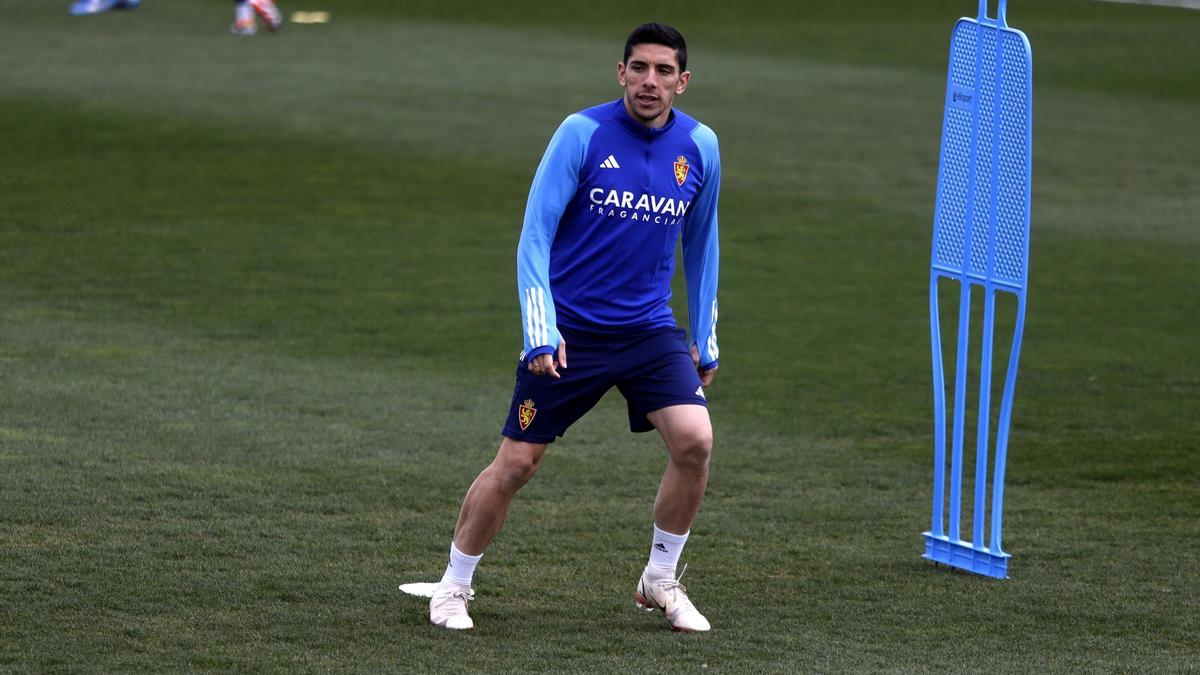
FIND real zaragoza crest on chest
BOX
[673,155,689,186]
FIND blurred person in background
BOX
[68,0,282,34]
[70,0,138,15]
[231,0,283,35]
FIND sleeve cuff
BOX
[525,345,555,363]
[700,358,718,371]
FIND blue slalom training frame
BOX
[924,0,1032,579]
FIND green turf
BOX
[1,0,1197,670]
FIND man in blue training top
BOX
[429,22,721,633]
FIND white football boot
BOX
[635,566,711,632]
[229,16,257,35]
[429,580,474,630]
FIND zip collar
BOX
[611,98,676,140]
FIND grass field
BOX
[2,0,1198,670]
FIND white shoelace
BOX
[652,563,696,609]
[435,587,474,611]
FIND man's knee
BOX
[669,427,712,470]
[492,438,547,492]
[649,405,713,470]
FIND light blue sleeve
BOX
[516,113,597,361]
[682,123,721,370]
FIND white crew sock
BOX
[235,1,253,23]
[645,524,689,580]
[441,542,482,587]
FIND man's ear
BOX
[675,70,691,95]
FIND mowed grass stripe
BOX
[4,1,1197,249]
[7,93,1193,449]
[4,300,1191,669]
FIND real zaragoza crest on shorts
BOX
[673,156,689,186]
[518,399,537,430]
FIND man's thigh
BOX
[646,404,712,449]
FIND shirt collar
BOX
[612,98,676,139]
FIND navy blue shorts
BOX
[501,328,707,444]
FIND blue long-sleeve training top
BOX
[517,99,721,370]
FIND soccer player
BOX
[69,0,139,15]
[428,22,721,633]
[231,0,283,35]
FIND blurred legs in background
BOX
[232,0,283,35]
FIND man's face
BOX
[617,43,691,128]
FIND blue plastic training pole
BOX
[923,0,1032,579]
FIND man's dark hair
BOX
[623,22,687,72]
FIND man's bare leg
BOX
[431,437,547,629]
[648,404,712,534]
[634,403,714,632]
[453,437,548,555]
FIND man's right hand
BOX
[690,343,717,387]
[528,341,568,379]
